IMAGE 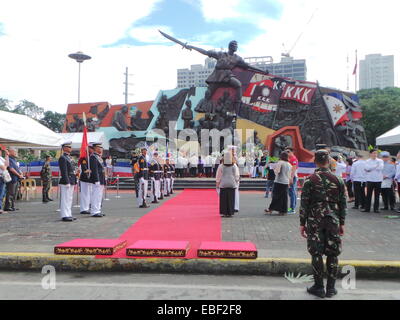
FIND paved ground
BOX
[0,187,399,261]
[0,271,399,300]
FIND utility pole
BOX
[123,67,134,104]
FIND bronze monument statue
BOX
[159,30,268,118]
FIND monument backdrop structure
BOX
[63,37,367,161]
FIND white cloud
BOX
[241,0,400,91]
[199,0,242,21]
[128,25,174,44]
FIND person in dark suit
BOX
[89,142,105,217]
[58,142,77,222]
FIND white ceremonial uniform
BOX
[60,184,74,218]
[79,181,92,212]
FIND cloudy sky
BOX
[0,0,398,113]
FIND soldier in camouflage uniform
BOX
[40,155,53,203]
[300,150,346,298]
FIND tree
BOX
[358,87,400,146]
[40,111,66,133]
[13,100,44,120]
[0,98,10,111]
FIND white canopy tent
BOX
[0,110,65,147]
[58,132,110,150]
[376,125,400,146]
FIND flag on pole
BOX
[352,50,358,75]
[323,95,349,126]
[78,113,89,166]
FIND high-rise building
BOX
[177,55,307,88]
[359,54,394,90]
[177,58,216,88]
[245,55,307,81]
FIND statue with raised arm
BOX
[159,30,269,117]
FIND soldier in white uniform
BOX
[58,141,77,222]
[137,148,150,208]
[89,143,105,217]
[149,152,163,203]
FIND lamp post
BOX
[68,51,91,103]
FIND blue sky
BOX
[105,0,283,48]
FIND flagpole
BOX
[82,112,90,177]
[354,50,358,93]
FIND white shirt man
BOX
[350,155,366,210]
[362,150,384,213]
[335,157,347,179]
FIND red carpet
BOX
[97,189,221,259]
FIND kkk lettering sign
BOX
[281,84,316,105]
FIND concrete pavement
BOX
[0,188,399,277]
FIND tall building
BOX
[359,54,394,90]
[177,55,307,88]
[245,55,307,81]
[177,58,216,88]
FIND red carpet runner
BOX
[97,189,221,259]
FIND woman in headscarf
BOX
[216,151,240,217]
[264,151,292,216]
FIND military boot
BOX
[307,277,326,298]
[325,278,338,298]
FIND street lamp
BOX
[68,51,91,103]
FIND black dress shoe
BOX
[47,198,54,201]
[307,285,326,298]
[374,210,380,213]
[4,208,15,212]
[91,214,103,217]
[380,207,389,211]
[61,217,73,222]
[42,200,49,203]
[351,206,358,210]
[151,200,159,204]
[80,211,90,214]
[361,209,370,212]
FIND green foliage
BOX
[13,100,44,120]
[18,149,39,164]
[358,87,400,146]
[40,111,66,133]
[0,98,11,111]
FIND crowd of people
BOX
[161,150,271,179]
[2,142,400,221]
[262,146,400,216]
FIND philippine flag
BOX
[323,95,349,126]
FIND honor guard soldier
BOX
[131,150,140,199]
[89,142,105,217]
[137,148,150,208]
[79,144,94,214]
[300,150,346,298]
[58,141,77,222]
[168,158,176,194]
[163,158,172,197]
[40,155,53,203]
[149,152,163,203]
